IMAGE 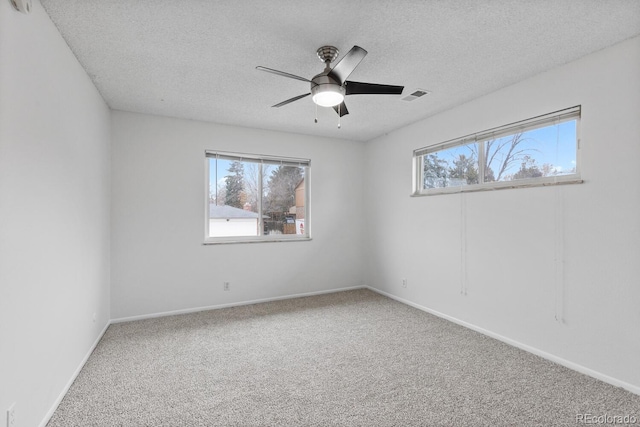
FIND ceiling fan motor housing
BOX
[310,73,345,107]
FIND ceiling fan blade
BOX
[333,101,349,117]
[328,46,367,84]
[345,81,404,95]
[272,93,311,108]
[256,66,312,84]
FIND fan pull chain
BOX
[338,104,341,129]
[315,103,318,124]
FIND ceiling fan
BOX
[257,45,404,123]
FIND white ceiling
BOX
[41,0,640,142]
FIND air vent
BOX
[402,89,431,101]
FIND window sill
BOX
[412,175,583,197]
[203,236,312,245]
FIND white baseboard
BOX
[366,286,640,396]
[111,285,367,324]
[39,321,111,427]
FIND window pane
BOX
[209,158,260,237]
[262,165,305,236]
[483,120,577,182]
[422,144,478,189]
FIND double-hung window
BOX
[413,106,582,195]
[205,151,310,243]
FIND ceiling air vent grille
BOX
[402,89,431,101]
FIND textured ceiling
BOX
[41,0,640,142]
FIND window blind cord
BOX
[555,118,560,174]
[215,155,218,206]
[460,193,467,296]
[554,186,565,323]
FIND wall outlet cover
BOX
[7,402,16,427]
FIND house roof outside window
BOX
[209,204,261,219]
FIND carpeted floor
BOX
[47,289,640,426]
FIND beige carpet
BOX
[47,289,640,426]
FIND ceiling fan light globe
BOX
[311,84,345,107]
[313,92,344,107]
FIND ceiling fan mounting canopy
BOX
[316,46,340,65]
[256,45,404,117]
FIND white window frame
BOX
[204,150,311,244]
[412,106,583,196]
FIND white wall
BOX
[0,1,111,426]
[364,36,640,392]
[111,111,365,319]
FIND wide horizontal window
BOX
[413,106,581,195]
[205,151,310,243]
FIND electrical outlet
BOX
[7,402,15,427]
[402,278,407,288]
[223,282,230,291]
